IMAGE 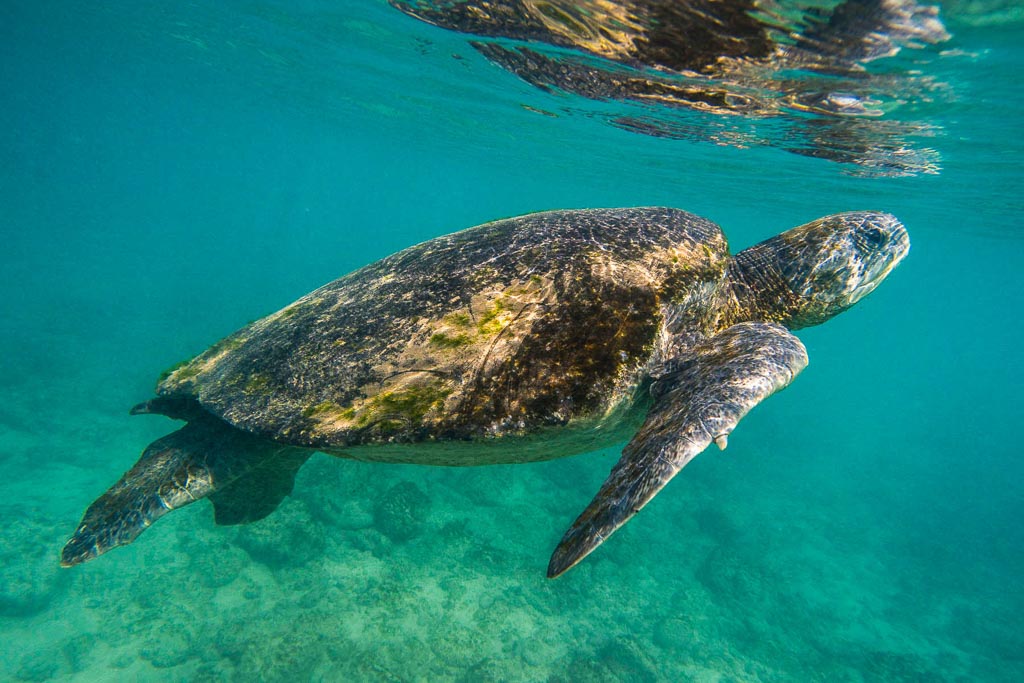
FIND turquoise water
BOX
[2,1,1022,680]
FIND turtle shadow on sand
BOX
[60,207,908,577]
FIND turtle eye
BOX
[861,226,885,248]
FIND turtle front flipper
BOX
[60,411,310,567]
[547,322,808,578]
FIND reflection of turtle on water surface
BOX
[391,0,949,174]
[62,207,908,577]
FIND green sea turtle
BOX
[61,207,908,577]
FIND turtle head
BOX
[731,211,909,328]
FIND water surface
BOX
[1,1,1022,680]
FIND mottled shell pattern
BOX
[158,208,730,452]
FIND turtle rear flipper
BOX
[208,449,311,525]
[547,322,808,578]
[60,413,310,567]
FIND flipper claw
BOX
[548,322,807,577]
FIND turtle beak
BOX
[849,214,909,304]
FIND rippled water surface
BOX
[2,1,1022,681]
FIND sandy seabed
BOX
[1,369,1016,683]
